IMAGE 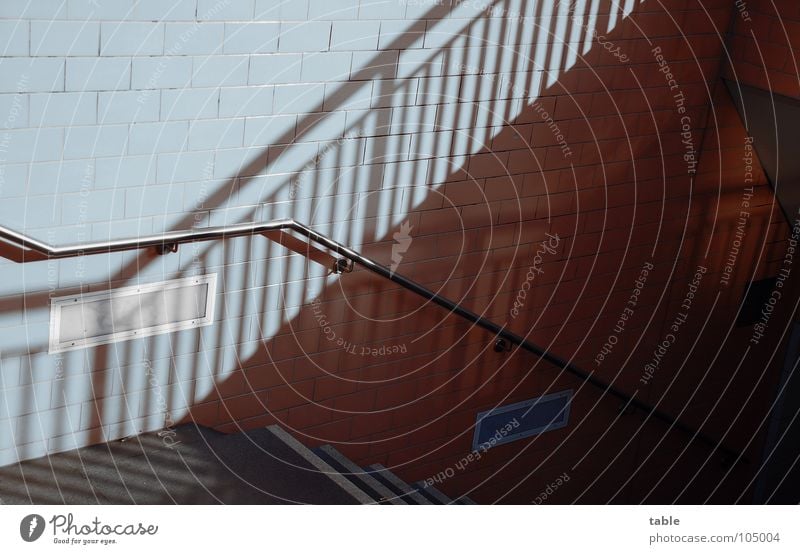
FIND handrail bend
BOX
[0,219,744,462]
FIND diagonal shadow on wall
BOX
[4,0,783,503]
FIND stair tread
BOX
[210,426,363,504]
[263,426,373,505]
[413,481,454,504]
[0,424,358,505]
[315,445,405,505]
[367,463,432,505]
[0,423,475,505]
[0,424,255,504]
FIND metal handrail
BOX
[0,219,744,461]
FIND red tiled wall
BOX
[196,0,796,503]
[725,0,800,98]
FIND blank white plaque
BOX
[49,274,217,353]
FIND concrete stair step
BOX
[263,426,373,505]
[412,481,454,504]
[0,425,254,504]
[0,423,477,505]
[0,424,366,505]
[313,445,405,505]
[212,425,369,504]
[366,463,432,505]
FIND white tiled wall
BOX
[0,0,629,465]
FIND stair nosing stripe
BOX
[368,463,433,505]
[265,425,374,505]
[319,445,406,505]
[413,481,453,504]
